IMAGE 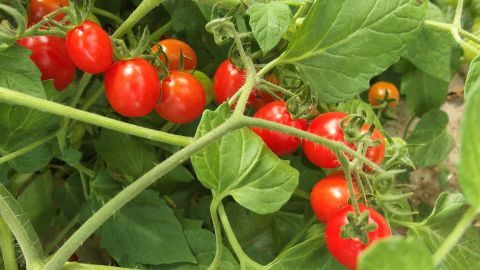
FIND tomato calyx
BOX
[340,209,378,245]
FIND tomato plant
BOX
[104,58,161,117]
[155,70,206,123]
[1,1,479,270]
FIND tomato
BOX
[310,172,359,223]
[326,204,391,270]
[192,70,214,104]
[152,39,197,71]
[213,59,279,107]
[303,112,385,168]
[65,20,113,74]
[368,81,399,108]
[251,101,307,156]
[104,58,161,117]
[462,40,480,63]
[17,35,75,90]
[155,71,206,123]
[28,0,68,25]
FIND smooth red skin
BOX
[28,0,68,25]
[65,20,113,74]
[310,172,359,223]
[155,71,206,124]
[251,101,307,156]
[326,204,392,270]
[17,36,75,90]
[362,126,386,165]
[153,39,197,71]
[104,59,161,117]
[213,59,246,104]
[303,112,351,168]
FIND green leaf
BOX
[152,165,195,195]
[8,144,53,173]
[191,105,299,214]
[402,3,453,80]
[408,193,480,270]
[56,173,86,219]
[337,99,383,130]
[407,109,453,167]
[278,0,426,102]
[246,2,292,54]
[358,237,434,270]
[401,68,449,116]
[459,60,480,207]
[100,190,196,265]
[17,171,55,236]
[95,129,158,183]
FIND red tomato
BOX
[368,81,400,108]
[152,39,197,71]
[326,204,391,270]
[155,71,206,123]
[310,172,359,223]
[17,35,75,90]
[302,112,351,168]
[251,101,307,156]
[303,113,385,168]
[65,20,113,74]
[250,73,280,110]
[28,0,68,25]
[104,58,161,117]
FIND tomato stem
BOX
[278,215,317,255]
[0,131,57,165]
[207,198,223,270]
[112,0,165,39]
[44,214,80,255]
[0,218,18,270]
[150,20,172,42]
[91,7,137,47]
[338,152,361,217]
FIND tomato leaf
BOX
[459,59,480,207]
[246,2,292,54]
[56,173,85,220]
[358,237,434,270]
[337,99,383,130]
[278,0,427,103]
[401,68,449,116]
[406,109,453,167]
[8,145,54,174]
[191,105,299,214]
[407,193,480,270]
[402,3,453,81]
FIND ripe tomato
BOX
[152,39,197,70]
[28,0,68,25]
[302,112,351,168]
[17,35,75,90]
[368,81,399,108]
[155,71,206,123]
[65,20,113,74]
[326,204,391,270]
[104,58,161,117]
[310,172,359,223]
[251,101,307,156]
[303,112,385,168]
[250,73,280,110]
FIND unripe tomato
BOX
[155,71,206,124]
[326,204,391,270]
[28,0,68,25]
[310,172,359,223]
[192,70,214,104]
[104,58,161,117]
[17,35,75,90]
[152,39,197,70]
[368,81,399,108]
[251,101,307,156]
[65,20,113,74]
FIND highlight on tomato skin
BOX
[368,81,400,108]
[310,171,359,223]
[251,101,307,156]
[152,39,197,71]
[325,204,392,270]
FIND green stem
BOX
[0,87,192,147]
[92,7,136,46]
[207,198,223,270]
[278,215,316,255]
[0,218,18,270]
[61,262,135,270]
[150,20,173,42]
[0,132,57,165]
[45,214,80,255]
[80,85,104,111]
[217,203,263,269]
[42,119,241,270]
[432,206,480,267]
[112,0,166,39]
[453,0,464,26]
[257,56,282,78]
[338,152,361,216]
[293,188,310,200]
[259,79,295,97]
[402,115,415,139]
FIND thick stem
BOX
[338,152,361,216]
[43,119,241,270]
[256,57,282,78]
[0,218,18,270]
[45,215,80,255]
[207,198,223,270]
[0,132,57,165]
[0,87,192,147]
[61,262,135,270]
[112,0,166,39]
[432,206,480,266]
